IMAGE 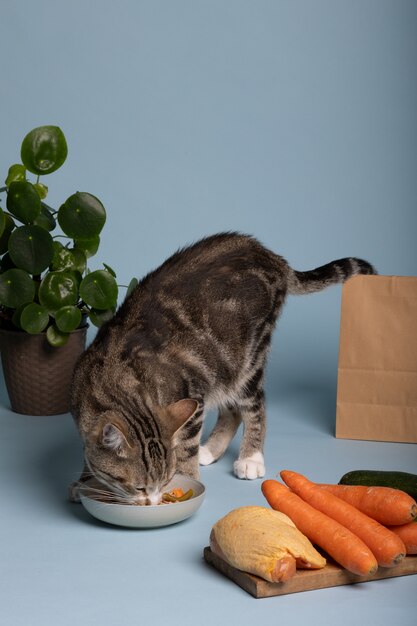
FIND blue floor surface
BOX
[1,378,416,626]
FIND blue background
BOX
[1,2,416,625]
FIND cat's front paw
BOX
[199,445,215,466]
[233,452,265,480]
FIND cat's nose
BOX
[146,490,161,505]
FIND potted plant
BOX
[0,125,134,415]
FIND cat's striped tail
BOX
[287,257,376,295]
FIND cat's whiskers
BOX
[88,469,139,502]
[69,470,95,481]
[78,478,161,505]
[76,481,130,503]
[74,481,113,495]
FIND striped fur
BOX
[70,232,375,503]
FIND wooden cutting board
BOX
[204,547,417,598]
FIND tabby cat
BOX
[70,232,374,504]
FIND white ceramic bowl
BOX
[79,474,205,528]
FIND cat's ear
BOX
[100,422,130,457]
[161,398,200,440]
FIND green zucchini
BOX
[339,470,417,500]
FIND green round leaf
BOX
[0,214,16,255]
[58,192,106,240]
[20,302,49,334]
[38,271,79,312]
[33,182,48,199]
[0,268,35,308]
[11,303,27,329]
[55,305,82,333]
[51,242,86,273]
[8,225,54,274]
[46,324,69,347]
[67,270,83,288]
[103,263,116,278]
[70,248,87,273]
[6,180,41,223]
[34,204,56,231]
[21,125,68,176]
[52,241,73,271]
[126,277,138,298]
[89,307,116,327]
[74,236,100,258]
[5,164,26,186]
[80,269,118,309]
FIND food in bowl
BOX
[78,474,205,528]
[162,488,193,503]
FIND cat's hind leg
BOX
[199,404,241,466]
[233,390,266,479]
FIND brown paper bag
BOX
[335,275,417,443]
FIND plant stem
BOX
[0,186,7,193]
[42,201,57,214]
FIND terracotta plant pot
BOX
[0,327,87,415]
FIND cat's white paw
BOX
[199,445,215,466]
[233,452,265,480]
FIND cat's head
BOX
[80,398,199,505]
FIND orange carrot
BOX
[281,470,406,568]
[317,483,417,525]
[170,488,184,498]
[261,479,378,576]
[387,520,417,555]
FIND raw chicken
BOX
[210,506,326,582]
